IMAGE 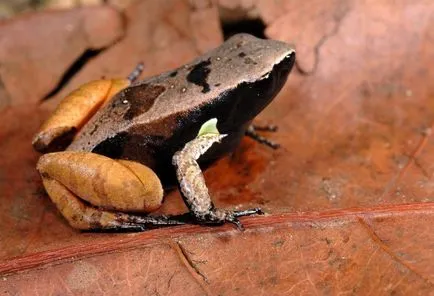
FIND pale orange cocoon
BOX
[32,79,130,152]
[37,151,164,212]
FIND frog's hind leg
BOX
[245,124,280,149]
[172,133,263,230]
[42,177,185,231]
[37,151,188,231]
[32,64,144,153]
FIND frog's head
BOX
[193,33,296,131]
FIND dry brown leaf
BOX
[0,6,124,109]
[0,0,433,294]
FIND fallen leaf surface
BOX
[0,6,124,109]
[0,0,433,295]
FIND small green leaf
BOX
[197,118,220,137]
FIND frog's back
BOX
[68,34,295,181]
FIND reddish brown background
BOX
[0,0,433,295]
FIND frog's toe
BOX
[194,207,263,231]
[233,207,264,217]
[226,207,264,231]
[246,125,280,149]
[252,124,278,132]
[226,216,244,231]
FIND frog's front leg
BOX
[172,131,263,230]
[246,124,280,149]
[37,151,186,231]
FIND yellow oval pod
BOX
[37,151,163,212]
[32,79,130,152]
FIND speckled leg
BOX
[172,133,263,230]
[246,124,280,149]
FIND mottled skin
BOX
[68,34,295,183]
[34,34,296,231]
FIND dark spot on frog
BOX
[214,83,221,87]
[244,57,257,65]
[186,58,212,93]
[123,84,166,120]
[169,71,178,77]
[238,52,246,57]
[89,124,99,136]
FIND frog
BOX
[32,33,296,231]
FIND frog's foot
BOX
[32,64,144,153]
[172,129,263,231]
[196,208,264,230]
[246,124,280,149]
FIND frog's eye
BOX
[197,118,220,138]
